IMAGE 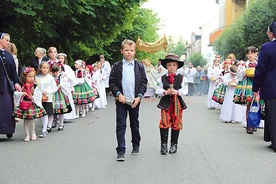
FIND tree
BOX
[103,7,163,65]
[0,0,148,65]
[213,0,276,60]
[167,36,186,58]
[188,53,207,67]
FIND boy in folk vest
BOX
[156,53,188,155]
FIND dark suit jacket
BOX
[253,40,276,99]
[29,56,49,72]
[0,50,20,93]
[109,60,147,98]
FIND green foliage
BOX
[105,7,163,65]
[167,36,186,58]
[213,0,276,60]
[0,0,149,66]
[188,53,207,67]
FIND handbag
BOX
[248,99,261,128]
[20,97,32,110]
[0,55,15,92]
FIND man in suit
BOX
[109,39,147,161]
[252,20,276,152]
[29,47,48,72]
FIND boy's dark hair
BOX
[246,46,258,54]
[230,65,237,74]
[51,64,59,73]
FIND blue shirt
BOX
[122,59,135,101]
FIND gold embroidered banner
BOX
[136,35,168,54]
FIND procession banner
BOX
[136,35,168,54]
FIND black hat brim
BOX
[161,59,184,69]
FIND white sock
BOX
[29,120,35,135]
[58,114,64,126]
[40,115,48,133]
[47,115,54,128]
[24,120,30,136]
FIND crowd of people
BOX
[1,20,276,161]
[0,32,111,141]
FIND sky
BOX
[142,0,219,41]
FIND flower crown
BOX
[23,67,35,75]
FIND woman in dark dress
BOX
[0,32,21,138]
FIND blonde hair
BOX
[121,39,136,50]
[7,42,17,55]
[47,46,57,53]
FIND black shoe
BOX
[246,127,253,134]
[131,145,139,154]
[47,127,51,133]
[57,125,64,131]
[252,127,257,132]
[116,153,125,162]
[160,143,168,155]
[6,133,13,138]
[52,120,57,128]
[169,143,177,154]
[268,144,273,149]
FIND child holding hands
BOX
[155,53,188,155]
[13,67,46,141]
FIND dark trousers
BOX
[116,101,140,154]
[264,98,276,149]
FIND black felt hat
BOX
[161,53,184,69]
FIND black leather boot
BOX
[160,128,169,155]
[169,129,180,154]
[169,143,177,154]
[160,142,168,155]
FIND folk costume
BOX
[207,64,222,109]
[233,61,257,105]
[219,69,244,123]
[52,71,72,115]
[13,82,46,119]
[73,68,97,105]
[156,54,188,155]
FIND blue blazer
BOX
[252,40,276,99]
[109,60,148,98]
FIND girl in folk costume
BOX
[57,53,78,120]
[219,66,244,123]
[47,47,59,66]
[92,62,106,109]
[233,46,259,134]
[50,64,72,131]
[85,64,99,111]
[13,67,46,141]
[156,54,188,155]
[207,59,222,109]
[36,61,58,138]
[73,60,97,118]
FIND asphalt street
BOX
[1,95,276,184]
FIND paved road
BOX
[1,95,276,184]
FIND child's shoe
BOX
[31,133,37,141]
[24,135,30,142]
[82,112,86,118]
[246,127,253,134]
[39,132,47,138]
[76,115,79,119]
[57,125,64,131]
[47,127,51,133]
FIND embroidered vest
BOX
[157,74,187,110]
